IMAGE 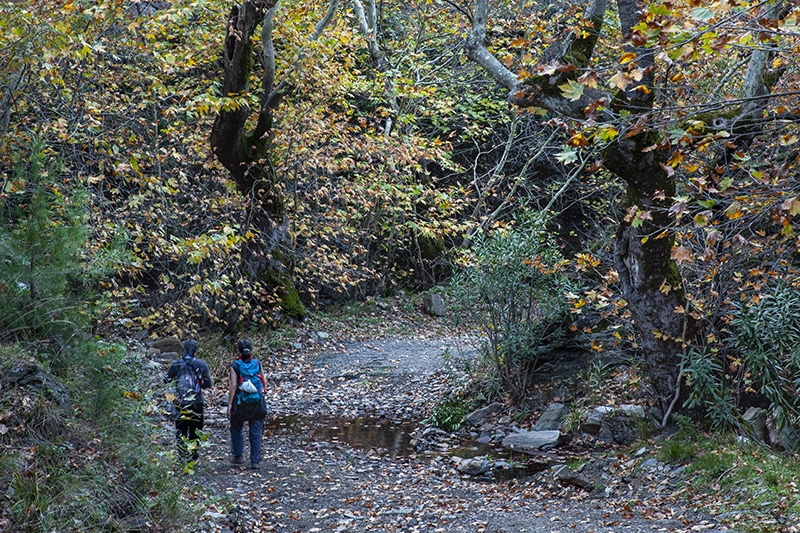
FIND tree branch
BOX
[311,0,341,42]
[465,0,611,117]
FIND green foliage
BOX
[671,431,800,532]
[585,359,612,395]
[730,284,800,433]
[0,339,189,532]
[449,211,576,400]
[682,346,738,429]
[0,140,90,345]
[682,283,800,440]
[658,415,699,464]
[426,395,473,432]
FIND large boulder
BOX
[580,404,646,445]
[580,406,615,435]
[422,294,446,317]
[464,402,504,427]
[533,403,569,431]
[150,336,182,355]
[742,407,767,443]
[767,406,799,451]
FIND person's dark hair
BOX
[183,338,198,359]
[237,338,253,360]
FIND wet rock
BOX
[533,403,569,431]
[501,430,561,452]
[464,402,503,426]
[422,294,446,317]
[456,456,490,475]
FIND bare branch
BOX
[464,0,520,92]
[261,4,278,105]
[352,0,385,71]
[0,65,26,137]
[742,0,784,117]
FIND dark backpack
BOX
[175,358,201,408]
[234,359,264,405]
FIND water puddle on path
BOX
[265,415,417,458]
[264,416,546,481]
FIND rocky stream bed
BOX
[154,331,745,533]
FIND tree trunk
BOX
[605,133,687,407]
[210,1,302,318]
[465,0,689,409]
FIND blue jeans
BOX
[230,417,263,464]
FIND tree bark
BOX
[605,133,687,408]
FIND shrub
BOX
[682,283,800,442]
[0,140,90,349]
[0,339,189,532]
[426,395,473,432]
[449,211,576,401]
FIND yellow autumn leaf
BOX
[609,71,632,90]
[781,197,800,216]
[725,202,744,220]
[620,52,638,64]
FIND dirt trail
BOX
[185,336,737,533]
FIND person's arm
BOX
[226,366,238,419]
[199,362,212,389]
[163,361,176,384]
[258,361,267,388]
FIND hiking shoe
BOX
[250,462,260,470]
[232,456,244,465]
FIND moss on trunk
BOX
[264,269,305,319]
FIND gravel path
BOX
[183,336,739,533]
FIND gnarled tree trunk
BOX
[210,0,298,317]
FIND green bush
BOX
[729,284,800,436]
[0,339,189,532]
[449,211,576,400]
[683,283,800,442]
[426,395,474,432]
[0,140,90,347]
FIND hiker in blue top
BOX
[227,338,268,469]
[164,339,212,463]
